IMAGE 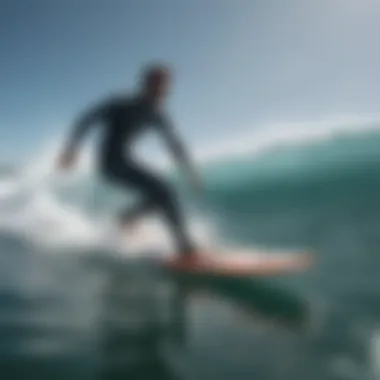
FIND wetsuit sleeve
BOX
[157,113,192,169]
[65,101,110,152]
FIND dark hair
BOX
[141,63,171,84]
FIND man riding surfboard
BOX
[57,64,202,260]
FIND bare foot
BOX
[170,251,206,267]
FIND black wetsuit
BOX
[67,94,194,255]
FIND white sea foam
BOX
[0,138,215,255]
[193,114,380,165]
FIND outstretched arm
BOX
[158,114,202,191]
[66,102,107,152]
[58,102,107,169]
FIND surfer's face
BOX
[142,68,171,105]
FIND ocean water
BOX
[1,121,380,379]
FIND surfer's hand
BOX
[57,149,77,170]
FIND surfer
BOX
[57,64,201,259]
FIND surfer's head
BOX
[140,63,172,105]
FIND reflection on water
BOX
[0,237,379,380]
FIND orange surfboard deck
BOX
[163,251,313,276]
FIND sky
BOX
[1,0,380,164]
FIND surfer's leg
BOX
[118,197,154,226]
[151,180,196,256]
[117,165,196,257]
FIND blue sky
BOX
[1,0,380,163]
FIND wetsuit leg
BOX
[108,163,195,256]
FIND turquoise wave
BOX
[200,129,380,212]
[184,129,380,249]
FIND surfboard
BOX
[163,250,313,276]
[161,251,314,331]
